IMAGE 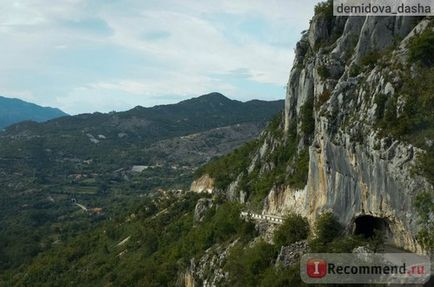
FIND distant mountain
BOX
[3,92,283,145]
[0,96,68,129]
[0,92,283,178]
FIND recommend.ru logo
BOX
[301,253,431,284]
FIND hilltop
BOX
[0,96,68,129]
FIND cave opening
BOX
[354,215,389,239]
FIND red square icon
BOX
[306,259,327,278]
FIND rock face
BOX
[194,198,214,223]
[284,15,432,253]
[183,240,238,287]
[274,15,432,253]
[275,240,308,267]
[223,15,432,253]
[190,174,215,194]
[188,11,433,286]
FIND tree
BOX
[273,213,309,247]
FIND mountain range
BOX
[0,92,283,274]
[0,96,68,129]
[1,2,433,286]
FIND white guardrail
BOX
[240,211,283,224]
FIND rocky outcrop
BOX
[184,240,238,287]
[278,16,432,253]
[190,174,215,194]
[194,198,214,223]
[275,240,308,267]
[224,14,432,253]
[282,15,431,253]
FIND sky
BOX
[0,0,321,115]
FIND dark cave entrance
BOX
[353,215,389,239]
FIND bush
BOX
[417,147,434,186]
[317,65,330,80]
[374,93,388,120]
[196,139,259,189]
[287,149,310,189]
[260,264,307,287]
[273,213,309,247]
[314,0,333,17]
[327,235,365,253]
[349,63,361,77]
[309,212,343,252]
[315,89,331,110]
[315,212,342,242]
[360,51,381,67]
[415,191,434,250]
[225,241,277,286]
[409,29,434,67]
[377,67,433,147]
[300,98,315,136]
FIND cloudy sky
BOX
[0,0,321,115]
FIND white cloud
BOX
[0,0,321,114]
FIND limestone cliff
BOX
[267,15,432,253]
[197,12,433,254]
[190,174,215,194]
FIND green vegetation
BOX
[315,89,331,110]
[195,139,259,189]
[374,93,388,120]
[0,94,283,276]
[1,195,257,286]
[360,51,381,67]
[313,212,348,246]
[225,240,277,286]
[376,67,434,150]
[287,149,310,189]
[300,97,315,136]
[241,135,309,210]
[409,28,434,67]
[415,191,434,251]
[196,110,309,211]
[314,0,333,17]
[259,264,307,287]
[309,212,386,253]
[349,63,362,77]
[224,238,308,287]
[266,112,284,138]
[317,65,330,80]
[273,213,309,247]
[417,146,434,185]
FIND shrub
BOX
[417,147,434,186]
[327,235,365,253]
[315,212,342,242]
[360,51,381,67]
[266,112,283,138]
[300,98,315,136]
[415,191,434,250]
[317,65,330,80]
[315,89,331,110]
[409,29,434,67]
[195,139,259,189]
[273,213,309,247]
[259,264,307,287]
[225,241,277,286]
[314,0,333,17]
[377,67,433,147]
[309,212,343,252]
[374,93,388,120]
[287,149,310,189]
[349,63,361,77]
